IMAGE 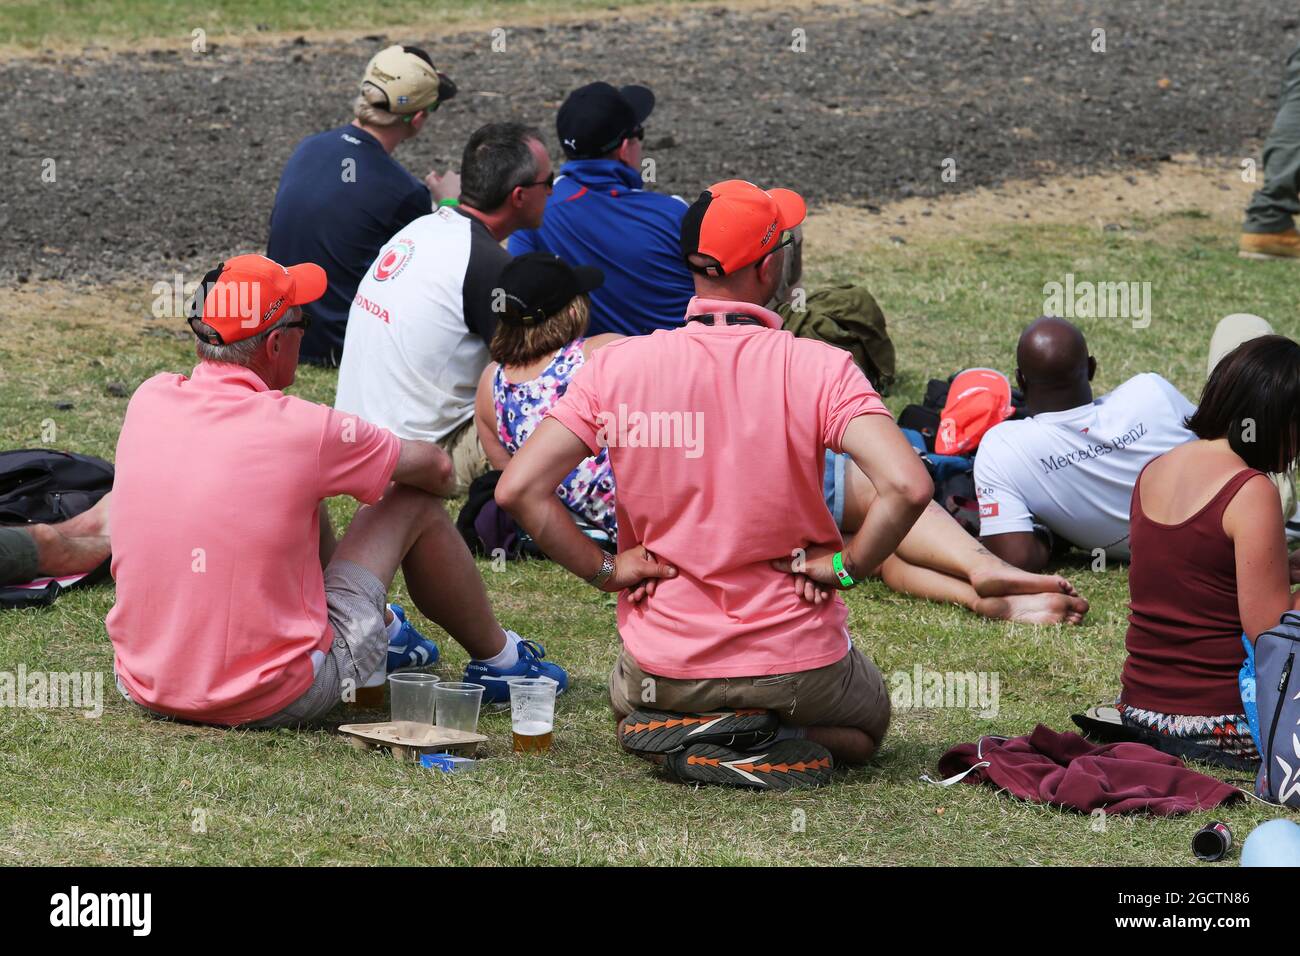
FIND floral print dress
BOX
[494,338,618,540]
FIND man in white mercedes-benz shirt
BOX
[974,316,1196,571]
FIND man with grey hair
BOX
[268,44,461,366]
[107,254,566,727]
[336,121,553,494]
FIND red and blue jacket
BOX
[508,159,696,336]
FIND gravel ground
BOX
[2,0,1297,284]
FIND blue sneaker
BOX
[386,604,439,671]
[463,632,568,704]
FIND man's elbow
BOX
[875,469,932,518]
[980,533,1046,573]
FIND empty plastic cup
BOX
[508,677,557,753]
[388,673,438,733]
[434,681,485,733]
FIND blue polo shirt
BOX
[267,124,432,366]
[508,159,695,336]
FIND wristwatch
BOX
[587,552,616,588]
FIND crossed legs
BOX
[840,461,1088,624]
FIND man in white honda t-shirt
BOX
[975,317,1196,571]
[336,122,552,493]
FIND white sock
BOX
[385,607,403,641]
[480,630,519,669]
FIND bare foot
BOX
[974,591,1089,625]
[969,556,1075,598]
[31,524,110,577]
[55,493,111,538]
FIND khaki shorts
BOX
[438,417,491,496]
[608,644,891,743]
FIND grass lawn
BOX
[0,0,700,50]
[0,193,1293,866]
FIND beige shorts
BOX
[608,644,891,743]
[438,417,491,496]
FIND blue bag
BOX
[1250,610,1300,806]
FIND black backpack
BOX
[0,449,114,608]
[0,449,114,524]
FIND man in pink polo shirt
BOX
[108,254,565,727]
[496,180,934,790]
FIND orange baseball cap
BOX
[186,254,327,345]
[680,179,806,276]
[935,368,1015,455]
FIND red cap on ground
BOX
[935,367,1014,455]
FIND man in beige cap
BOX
[267,44,461,366]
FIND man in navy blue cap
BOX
[508,81,696,337]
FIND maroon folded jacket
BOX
[936,724,1242,815]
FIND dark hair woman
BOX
[1118,335,1300,762]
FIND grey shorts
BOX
[119,559,389,728]
[0,527,39,586]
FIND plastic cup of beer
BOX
[388,673,438,735]
[434,681,485,733]
[508,677,557,753]
[352,662,387,709]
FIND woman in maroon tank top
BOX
[1119,335,1300,761]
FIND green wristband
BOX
[832,551,855,588]
[437,197,460,208]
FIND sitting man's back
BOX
[108,257,399,724]
[496,180,933,789]
[335,122,552,494]
[266,45,458,366]
[549,311,881,676]
[975,317,1196,569]
[508,82,695,336]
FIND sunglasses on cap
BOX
[590,124,646,157]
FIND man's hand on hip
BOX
[603,546,677,603]
[771,545,853,605]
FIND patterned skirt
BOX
[1116,701,1259,761]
